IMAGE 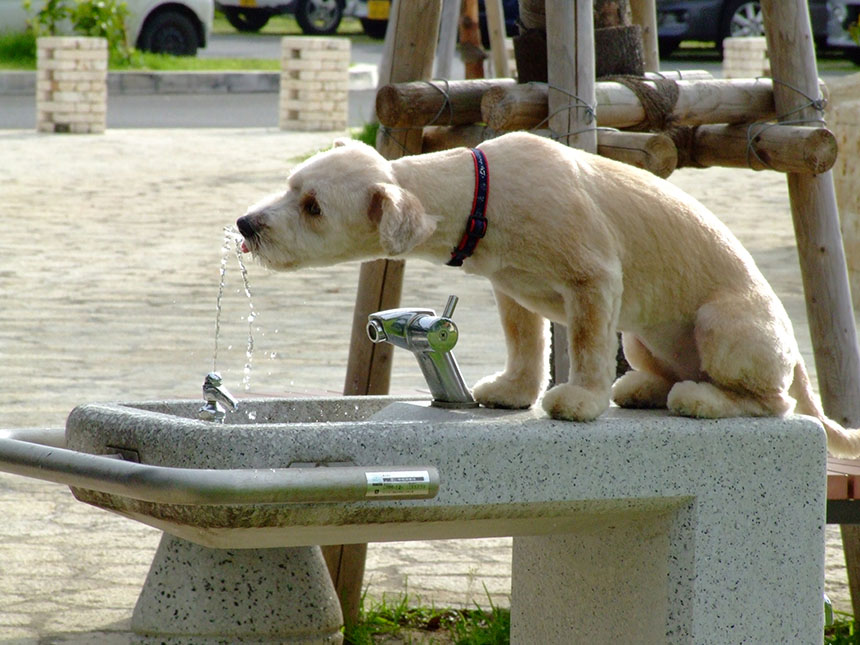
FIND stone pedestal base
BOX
[131,534,343,644]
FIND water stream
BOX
[213,227,257,392]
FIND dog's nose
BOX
[236,216,256,239]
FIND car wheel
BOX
[360,17,387,39]
[222,7,271,32]
[721,0,764,41]
[138,9,200,56]
[294,0,343,35]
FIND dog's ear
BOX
[368,184,436,256]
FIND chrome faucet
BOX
[198,372,238,422]
[367,295,478,409]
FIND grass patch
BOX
[827,611,860,644]
[351,121,379,147]
[344,591,510,645]
[0,33,280,70]
[212,11,365,37]
[114,51,280,70]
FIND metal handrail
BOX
[0,434,439,506]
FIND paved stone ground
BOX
[0,128,851,642]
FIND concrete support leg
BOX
[511,514,674,643]
[131,534,343,644]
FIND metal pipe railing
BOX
[0,435,439,506]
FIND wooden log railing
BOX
[481,78,828,132]
[375,71,711,129]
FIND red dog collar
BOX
[447,148,489,267]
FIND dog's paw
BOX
[612,370,672,409]
[473,372,541,409]
[667,381,741,418]
[541,384,608,421]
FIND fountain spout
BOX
[198,372,238,422]
[367,295,478,409]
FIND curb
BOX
[0,63,378,96]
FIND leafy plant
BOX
[69,0,131,63]
[23,0,131,63]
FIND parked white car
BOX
[216,0,384,37]
[0,0,213,55]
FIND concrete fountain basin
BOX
[1,395,828,642]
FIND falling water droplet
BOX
[234,235,256,392]
[212,228,234,372]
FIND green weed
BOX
[344,588,510,645]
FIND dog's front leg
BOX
[472,288,548,409]
[541,283,620,422]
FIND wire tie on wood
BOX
[422,78,455,126]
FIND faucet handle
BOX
[442,295,458,319]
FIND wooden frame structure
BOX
[329,0,860,624]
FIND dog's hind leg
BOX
[473,288,548,409]
[667,295,796,419]
[611,334,675,409]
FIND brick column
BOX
[279,37,350,132]
[722,37,770,79]
[37,37,107,134]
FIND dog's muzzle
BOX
[236,215,258,253]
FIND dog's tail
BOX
[790,360,860,458]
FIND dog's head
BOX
[236,139,436,271]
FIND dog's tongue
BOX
[240,240,250,253]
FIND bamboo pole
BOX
[332,0,443,629]
[481,77,816,132]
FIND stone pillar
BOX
[36,36,107,134]
[722,36,770,79]
[279,37,350,132]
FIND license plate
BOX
[239,0,257,7]
[367,0,390,20]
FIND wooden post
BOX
[483,0,510,78]
[546,2,596,151]
[459,0,484,79]
[760,0,860,425]
[435,0,461,79]
[329,0,443,630]
[761,0,860,618]
[546,1,596,384]
[629,0,659,72]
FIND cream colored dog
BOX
[237,131,860,457]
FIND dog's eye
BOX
[302,193,322,217]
